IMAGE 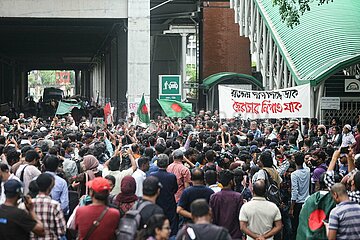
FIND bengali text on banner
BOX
[218,84,311,119]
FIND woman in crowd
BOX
[113,175,138,217]
[137,214,171,240]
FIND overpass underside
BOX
[0,0,150,120]
[0,18,128,117]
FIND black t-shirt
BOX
[176,223,232,240]
[139,200,164,228]
[0,204,37,240]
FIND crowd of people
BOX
[1,111,360,240]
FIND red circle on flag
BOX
[171,103,182,112]
[308,209,326,231]
[141,105,148,114]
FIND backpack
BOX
[179,223,229,240]
[263,169,281,206]
[116,200,151,240]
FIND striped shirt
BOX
[324,170,360,204]
[30,194,66,240]
[328,201,360,239]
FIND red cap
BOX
[86,177,111,193]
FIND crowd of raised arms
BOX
[1,110,360,240]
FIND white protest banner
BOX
[219,84,311,119]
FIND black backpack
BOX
[116,200,151,240]
[263,169,281,206]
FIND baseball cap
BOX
[4,179,23,198]
[344,124,352,131]
[86,177,111,193]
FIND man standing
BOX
[15,150,41,194]
[151,154,178,236]
[176,199,232,240]
[31,173,66,240]
[290,152,310,239]
[75,177,120,240]
[0,163,20,204]
[43,155,69,215]
[239,180,282,240]
[210,170,243,239]
[102,148,137,195]
[138,176,164,228]
[177,168,214,222]
[0,179,45,240]
[167,149,191,203]
[132,157,150,197]
[327,183,360,240]
[341,124,356,148]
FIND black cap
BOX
[4,179,23,198]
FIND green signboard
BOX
[159,75,181,95]
[159,94,181,101]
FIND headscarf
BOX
[83,155,99,180]
[114,176,138,204]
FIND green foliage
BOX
[186,65,197,82]
[40,70,56,85]
[273,0,334,28]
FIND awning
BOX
[201,72,263,91]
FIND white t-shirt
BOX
[15,164,41,195]
[132,169,146,197]
[0,174,21,204]
[102,167,134,195]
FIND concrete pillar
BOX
[117,29,128,120]
[80,70,85,97]
[127,0,150,114]
[75,70,81,95]
[181,33,188,100]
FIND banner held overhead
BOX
[218,84,311,119]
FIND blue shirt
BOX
[46,171,69,214]
[151,169,178,235]
[291,167,310,203]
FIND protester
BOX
[136,214,171,240]
[176,199,232,240]
[2,106,360,240]
[31,173,67,239]
[210,169,243,239]
[112,175,138,217]
[327,183,360,240]
[133,157,150,197]
[0,163,20,204]
[75,177,120,240]
[151,154,179,236]
[102,148,137,195]
[0,179,45,239]
[289,152,310,239]
[15,150,41,194]
[177,168,214,223]
[167,149,191,203]
[43,155,69,214]
[239,180,282,240]
[137,176,164,229]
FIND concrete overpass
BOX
[0,0,199,119]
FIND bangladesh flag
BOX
[157,99,192,118]
[296,191,336,240]
[55,101,81,115]
[137,94,150,124]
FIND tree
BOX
[273,0,334,28]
